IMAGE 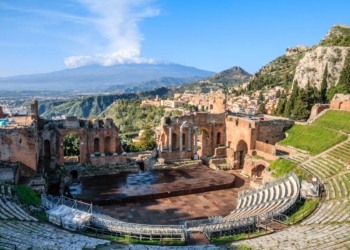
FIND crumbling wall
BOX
[256,119,294,145]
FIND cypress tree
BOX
[284,80,299,118]
[292,88,311,120]
[320,64,328,103]
[276,98,286,116]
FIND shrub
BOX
[16,185,41,205]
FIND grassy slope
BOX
[313,110,350,134]
[269,158,304,180]
[279,124,347,155]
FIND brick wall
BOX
[255,141,276,155]
[90,155,127,167]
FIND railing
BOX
[81,225,185,242]
[184,216,223,229]
[42,195,185,240]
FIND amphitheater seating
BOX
[235,138,350,249]
[0,221,109,250]
[224,174,299,222]
[231,224,350,249]
[0,198,37,222]
[198,173,300,239]
[0,169,14,183]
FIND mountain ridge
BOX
[0,63,215,91]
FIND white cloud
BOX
[65,0,159,68]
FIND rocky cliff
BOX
[293,46,348,89]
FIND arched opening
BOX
[44,140,51,157]
[63,134,80,164]
[339,102,344,109]
[70,170,78,179]
[210,104,213,110]
[182,133,186,147]
[105,136,111,153]
[94,138,100,153]
[217,132,221,145]
[252,164,265,177]
[236,140,248,168]
[172,133,177,150]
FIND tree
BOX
[257,102,267,114]
[138,125,157,150]
[284,80,299,118]
[63,134,80,156]
[320,64,329,103]
[258,91,264,102]
[291,88,311,120]
[276,98,286,116]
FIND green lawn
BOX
[269,158,305,180]
[279,124,347,155]
[313,110,350,134]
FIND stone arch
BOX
[210,104,213,110]
[57,130,85,166]
[44,140,51,157]
[339,102,344,109]
[104,136,111,153]
[252,164,265,177]
[236,140,248,168]
[94,138,100,153]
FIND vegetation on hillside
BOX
[175,66,251,93]
[247,52,305,92]
[39,87,174,119]
[279,124,347,155]
[106,99,164,137]
[125,124,158,152]
[313,110,350,134]
[319,26,350,46]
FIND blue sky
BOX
[0,0,349,77]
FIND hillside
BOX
[105,76,202,93]
[39,87,173,119]
[176,66,251,93]
[247,24,350,92]
[0,63,214,91]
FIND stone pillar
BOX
[187,126,192,151]
[180,127,183,152]
[193,127,198,159]
[168,127,172,152]
[212,123,216,155]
